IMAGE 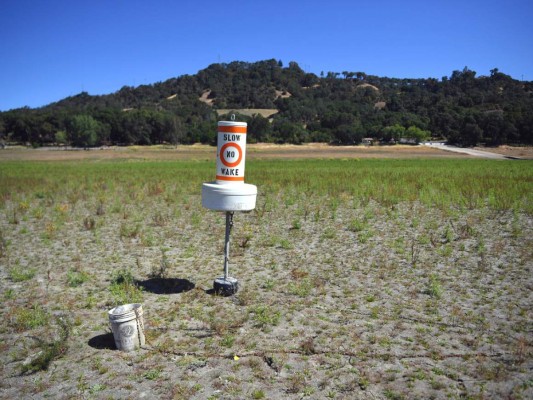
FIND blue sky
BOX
[1,0,532,111]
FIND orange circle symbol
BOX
[220,142,243,168]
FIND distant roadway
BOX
[422,143,518,160]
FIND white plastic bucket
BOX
[108,303,145,352]
[216,121,247,185]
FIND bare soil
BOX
[474,146,533,160]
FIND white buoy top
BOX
[202,182,257,211]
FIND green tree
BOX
[382,124,405,142]
[405,126,430,143]
[68,115,101,147]
[55,130,68,145]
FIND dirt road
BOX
[423,143,521,160]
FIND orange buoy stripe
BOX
[216,175,245,181]
[218,126,247,134]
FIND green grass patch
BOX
[0,159,530,212]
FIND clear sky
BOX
[1,0,532,111]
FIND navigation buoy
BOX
[202,119,258,295]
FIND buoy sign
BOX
[216,121,247,184]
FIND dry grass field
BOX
[0,146,531,399]
[0,143,494,163]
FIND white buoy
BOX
[201,118,258,295]
[202,120,257,212]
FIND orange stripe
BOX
[216,175,245,181]
[218,126,247,134]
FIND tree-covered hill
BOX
[1,59,531,147]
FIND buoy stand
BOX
[202,118,257,295]
[213,211,239,295]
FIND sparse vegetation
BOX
[0,153,531,399]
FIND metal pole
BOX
[223,211,234,279]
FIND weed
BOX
[31,207,44,219]
[291,218,301,230]
[358,230,373,244]
[321,227,336,240]
[12,305,49,331]
[119,222,141,238]
[251,389,266,399]
[96,201,105,216]
[67,268,90,287]
[261,279,275,290]
[384,389,405,400]
[251,305,281,329]
[9,209,19,224]
[0,230,7,257]
[288,279,312,297]
[290,268,308,280]
[20,316,71,374]
[443,225,454,243]
[109,268,143,305]
[152,211,166,226]
[150,249,170,279]
[287,372,306,394]
[83,216,96,230]
[426,274,443,299]
[220,335,236,348]
[300,337,316,355]
[88,383,106,394]
[4,288,15,300]
[90,357,109,375]
[349,218,367,232]
[191,211,202,226]
[279,238,293,249]
[9,265,36,282]
[143,367,163,380]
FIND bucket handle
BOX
[134,307,144,347]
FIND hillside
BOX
[0,60,532,146]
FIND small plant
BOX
[0,230,7,257]
[9,265,36,282]
[12,305,49,332]
[96,201,105,216]
[152,211,166,227]
[143,367,163,380]
[425,274,443,299]
[349,218,367,233]
[290,218,301,230]
[150,250,170,279]
[9,209,19,224]
[279,238,293,250]
[119,222,141,238]
[3,288,15,300]
[321,227,336,240]
[67,268,90,287]
[300,337,316,355]
[288,279,312,297]
[220,335,236,348]
[251,389,266,399]
[109,268,143,305]
[251,305,281,329]
[83,216,96,230]
[20,316,71,374]
[190,212,202,227]
[261,279,275,290]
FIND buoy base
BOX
[202,182,257,212]
[213,276,239,296]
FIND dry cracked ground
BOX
[0,189,532,399]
